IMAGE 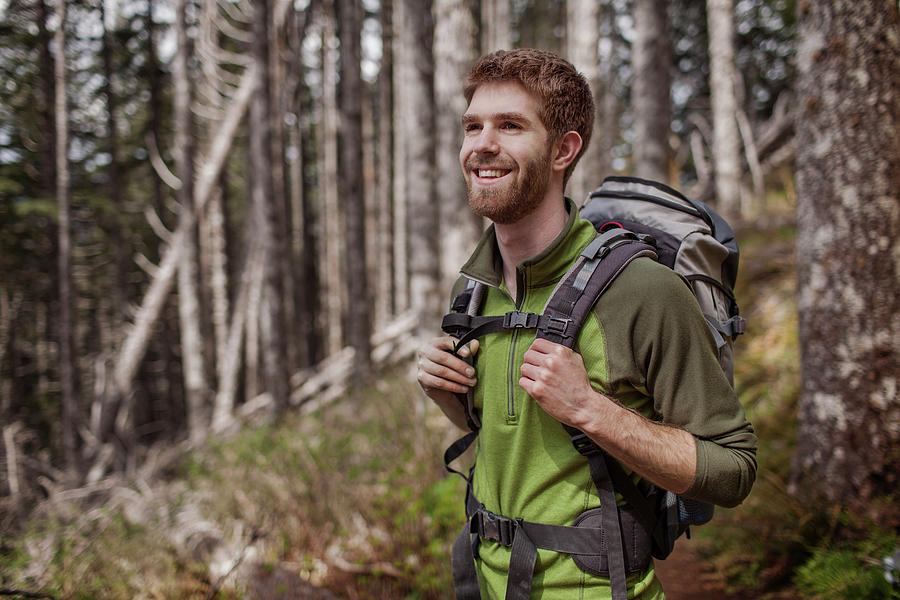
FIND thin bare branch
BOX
[218,0,253,24]
[736,108,765,202]
[146,132,182,190]
[144,205,173,242]
[133,252,159,277]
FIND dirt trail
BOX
[654,539,744,600]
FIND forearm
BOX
[575,392,697,494]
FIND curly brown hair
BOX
[463,49,595,183]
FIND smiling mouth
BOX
[474,168,512,179]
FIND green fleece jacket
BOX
[450,200,757,599]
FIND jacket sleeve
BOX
[594,257,758,507]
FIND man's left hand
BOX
[519,337,606,428]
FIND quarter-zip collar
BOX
[459,197,597,295]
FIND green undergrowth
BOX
[0,373,466,599]
[178,374,466,599]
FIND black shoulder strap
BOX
[444,279,485,433]
[537,228,657,348]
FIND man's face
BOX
[459,81,553,225]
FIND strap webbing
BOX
[581,447,628,600]
[540,240,657,348]
[444,431,477,480]
[452,522,482,599]
[505,522,537,600]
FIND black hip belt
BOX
[452,489,654,600]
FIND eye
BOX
[464,122,482,133]
[500,121,522,130]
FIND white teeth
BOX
[477,169,506,178]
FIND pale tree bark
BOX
[566,0,602,204]
[434,0,480,289]
[336,0,372,376]
[196,0,230,394]
[375,0,395,323]
[481,0,510,52]
[212,242,258,432]
[173,0,210,443]
[250,0,290,415]
[55,0,79,478]
[632,0,670,182]
[401,0,441,335]
[392,0,409,314]
[707,0,742,222]
[789,0,900,506]
[317,6,343,357]
[596,1,620,178]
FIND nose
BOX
[472,126,499,155]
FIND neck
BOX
[495,193,569,301]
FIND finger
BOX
[528,337,565,354]
[418,370,472,395]
[420,346,476,381]
[418,353,477,387]
[519,361,540,382]
[421,337,473,368]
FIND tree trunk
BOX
[37,0,57,203]
[319,6,344,356]
[789,0,900,507]
[375,0,396,323]
[100,0,130,325]
[566,0,602,204]
[173,0,210,443]
[632,0,671,182]
[392,0,409,315]
[707,0,742,221]
[481,0,510,52]
[54,0,79,478]
[285,8,321,368]
[250,0,290,415]
[269,4,298,375]
[402,0,441,335]
[434,0,480,289]
[144,0,181,432]
[337,0,372,377]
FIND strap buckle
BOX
[543,316,573,336]
[503,311,539,330]
[570,432,601,456]
[475,510,517,547]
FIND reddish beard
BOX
[465,149,552,225]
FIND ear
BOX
[551,131,583,174]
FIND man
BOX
[416,49,757,599]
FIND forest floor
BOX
[656,539,767,600]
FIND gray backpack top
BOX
[581,176,746,383]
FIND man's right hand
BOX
[416,337,479,430]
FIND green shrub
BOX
[795,545,899,600]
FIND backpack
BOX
[582,176,745,382]
[440,176,745,600]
